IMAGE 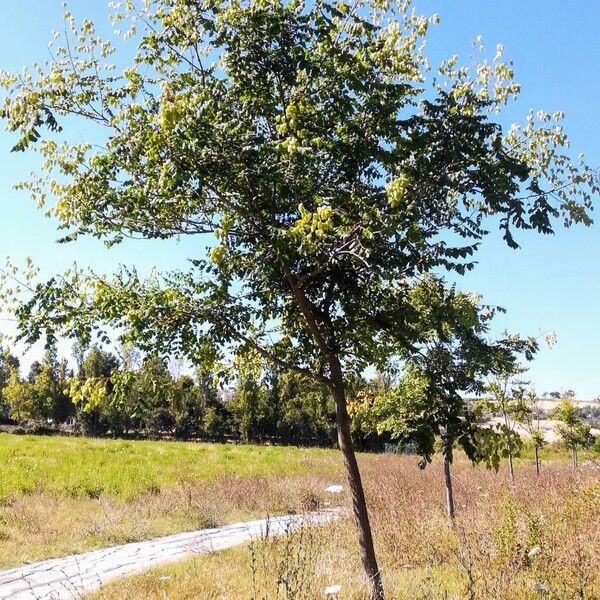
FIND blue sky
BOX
[0,1,599,397]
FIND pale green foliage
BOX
[0,347,20,417]
[3,368,38,422]
[513,389,547,451]
[554,398,579,426]
[479,371,530,468]
[68,377,110,414]
[1,344,72,423]
[3,367,55,422]
[386,174,410,208]
[555,399,594,456]
[289,204,334,254]
[367,368,429,436]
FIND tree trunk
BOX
[572,446,578,469]
[534,445,540,476]
[439,429,455,524]
[508,448,515,487]
[287,280,383,598]
[443,450,455,525]
[330,358,384,600]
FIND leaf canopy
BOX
[0,0,596,383]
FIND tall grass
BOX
[92,455,600,599]
[2,433,599,598]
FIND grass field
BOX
[1,433,599,599]
[91,455,600,600]
[0,433,342,568]
[0,433,343,499]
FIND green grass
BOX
[0,433,345,567]
[1,433,592,503]
[0,433,339,501]
[513,438,598,466]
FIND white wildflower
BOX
[528,545,541,558]
[325,485,343,494]
[324,584,342,596]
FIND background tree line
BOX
[0,343,347,446]
[1,341,598,463]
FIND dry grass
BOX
[2,433,599,598]
[90,455,600,600]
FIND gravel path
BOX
[0,509,340,600]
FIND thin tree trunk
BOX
[287,280,383,599]
[572,446,578,468]
[534,445,540,476]
[508,448,515,487]
[503,411,516,487]
[443,449,455,525]
[330,358,384,600]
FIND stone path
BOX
[0,509,340,600]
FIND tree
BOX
[38,345,73,422]
[264,366,282,438]
[0,347,20,421]
[3,368,40,422]
[133,357,176,436]
[72,345,120,434]
[110,355,176,436]
[353,278,536,523]
[72,338,88,376]
[229,372,268,441]
[0,2,597,596]
[196,369,232,439]
[481,368,529,487]
[171,374,205,438]
[555,399,593,468]
[514,390,546,475]
[27,360,43,384]
[2,345,73,423]
[278,370,336,445]
[202,398,232,440]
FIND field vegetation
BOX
[90,454,600,600]
[1,433,598,599]
[0,433,341,568]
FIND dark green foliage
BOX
[2,344,344,447]
[353,277,537,469]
